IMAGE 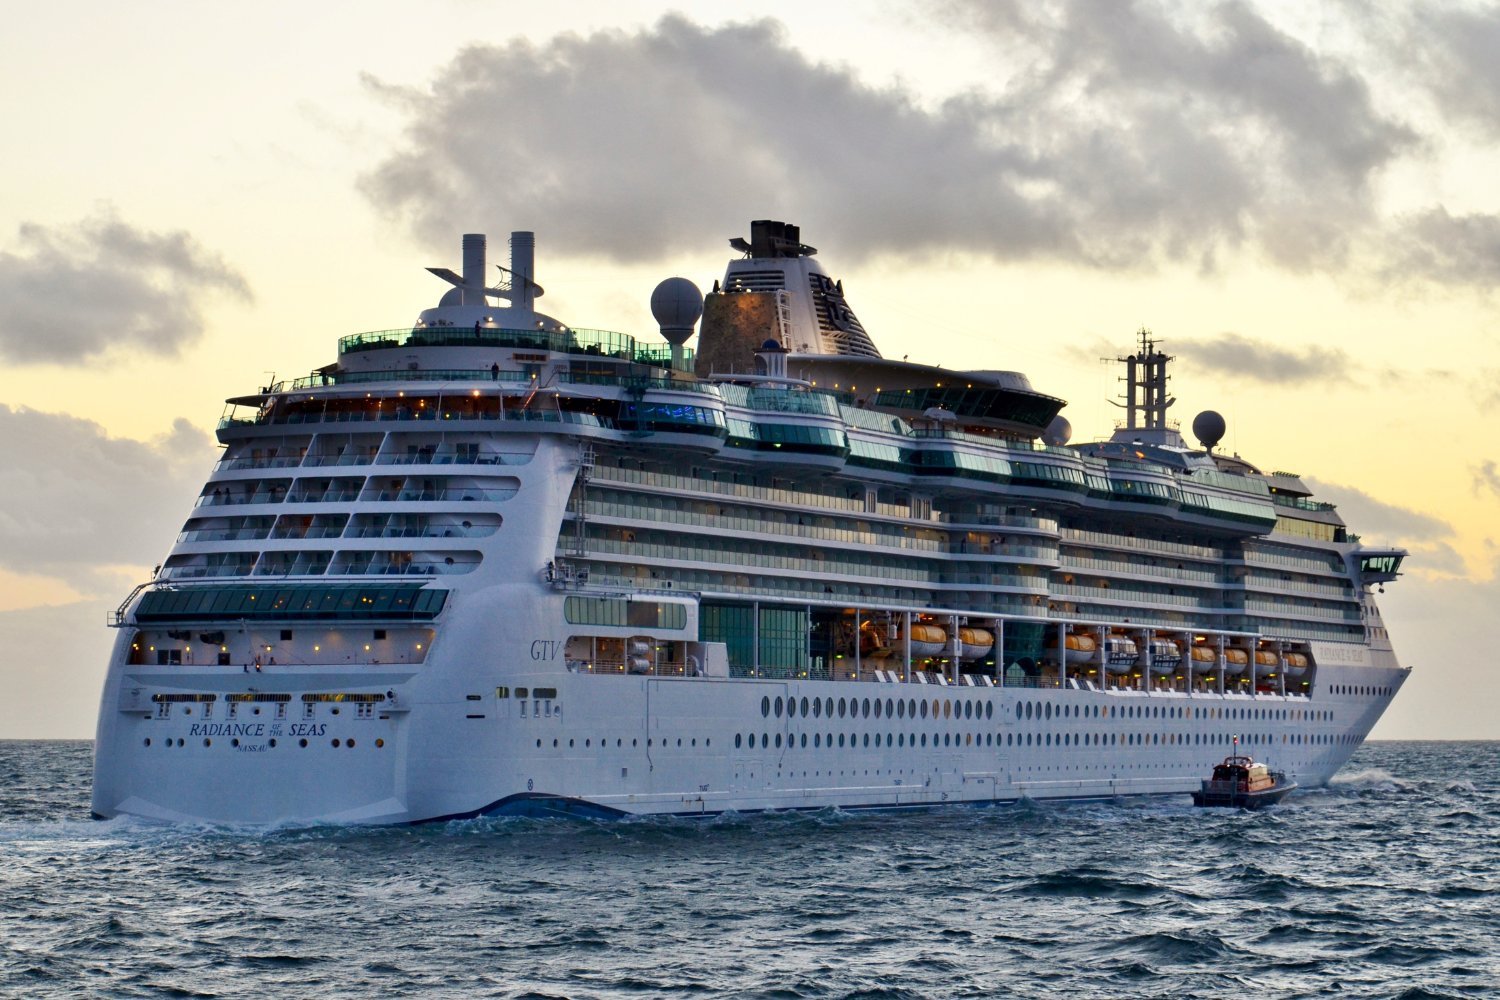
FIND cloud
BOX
[1474,460,1500,499]
[0,406,217,594]
[0,212,250,364]
[359,6,1424,280]
[1174,332,1356,385]
[1385,207,1500,289]
[1304,476,1462,575]
[1405,4,1500,138]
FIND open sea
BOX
[0,740,1495,999]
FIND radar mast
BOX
[1116,328,1175,431]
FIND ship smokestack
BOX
[510,231,535,311]
[461,234,486,306]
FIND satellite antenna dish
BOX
[1193,410,1226,452]
[1043,415,1072,447]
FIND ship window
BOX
[919,701,928,719]
[775,696,783,717]
[824,697,834,718]
[838,698,846,718]
[761,696,770,718]
[812,698,822,718]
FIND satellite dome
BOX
[1043,415,1072,447]
[760,338,785,351]
[1192,410,1226,450]
[650,277,704,346]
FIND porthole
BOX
[231,738,240,748]
[920,734,927,746]
[176,738,184,747]
[775,734,782,748]
[907,699,916,718]
[824,697,834,717]
[862,698,871,717]
[348,739,356,749]
[374,739,383,748]
[813,698,822,718]
[814,733,821,748]
[838,697,847,718]
[735,734,743,748]
[986,702,994,720]
[942,701,951,720]
[801,696,810,716]
[761,696,770,718]
[886,698,895,717]
[332,739,341,748]
[801,733,807,748]
[775,696,784,717]
[299,738,308,748]
[203,738,212,747]
[875,699,884,719]
[838,734,845,747]
[919,700,928,719]
[761,733,769,749]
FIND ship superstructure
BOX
[92,221,1410,823]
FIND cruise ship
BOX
[91,221,1411,823]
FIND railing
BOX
[221,407,612,431]
[331,325,693,371]
[359,488,517,503]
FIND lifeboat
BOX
[897,623,947,659]
[1220,648,1249,676]
[1145,637,1181,675]
[957,627,994,661]
[1045,632,1098,664]
[1189,645,1218,673]
[1282,652,1310,678]
[1102,635,1138,674]
[1253,650,1280,676]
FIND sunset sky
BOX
[2,1,1497,739]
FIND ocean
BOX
[1,740,1495,999]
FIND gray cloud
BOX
[1305,476,1463,577]
[361,6,1421,279]
[1304,477,1452,544]
[1474,460,1500,499]
[0,212,250,364]
[0,406,217,592]
[1385,207,1500,288]
[1407,4,1500,138]
[1174,333,1356,385]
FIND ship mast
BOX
[1115,328,1175,431]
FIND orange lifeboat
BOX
[1045,632,1098,664]
[1189,645,1217,673]
[958,627,994,661]
[1221,648,1249,676]
[898,623,947,659]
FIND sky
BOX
[1,0,1497,740]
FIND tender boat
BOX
[1192,752,1297,809]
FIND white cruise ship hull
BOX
[92,608,1408,824]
